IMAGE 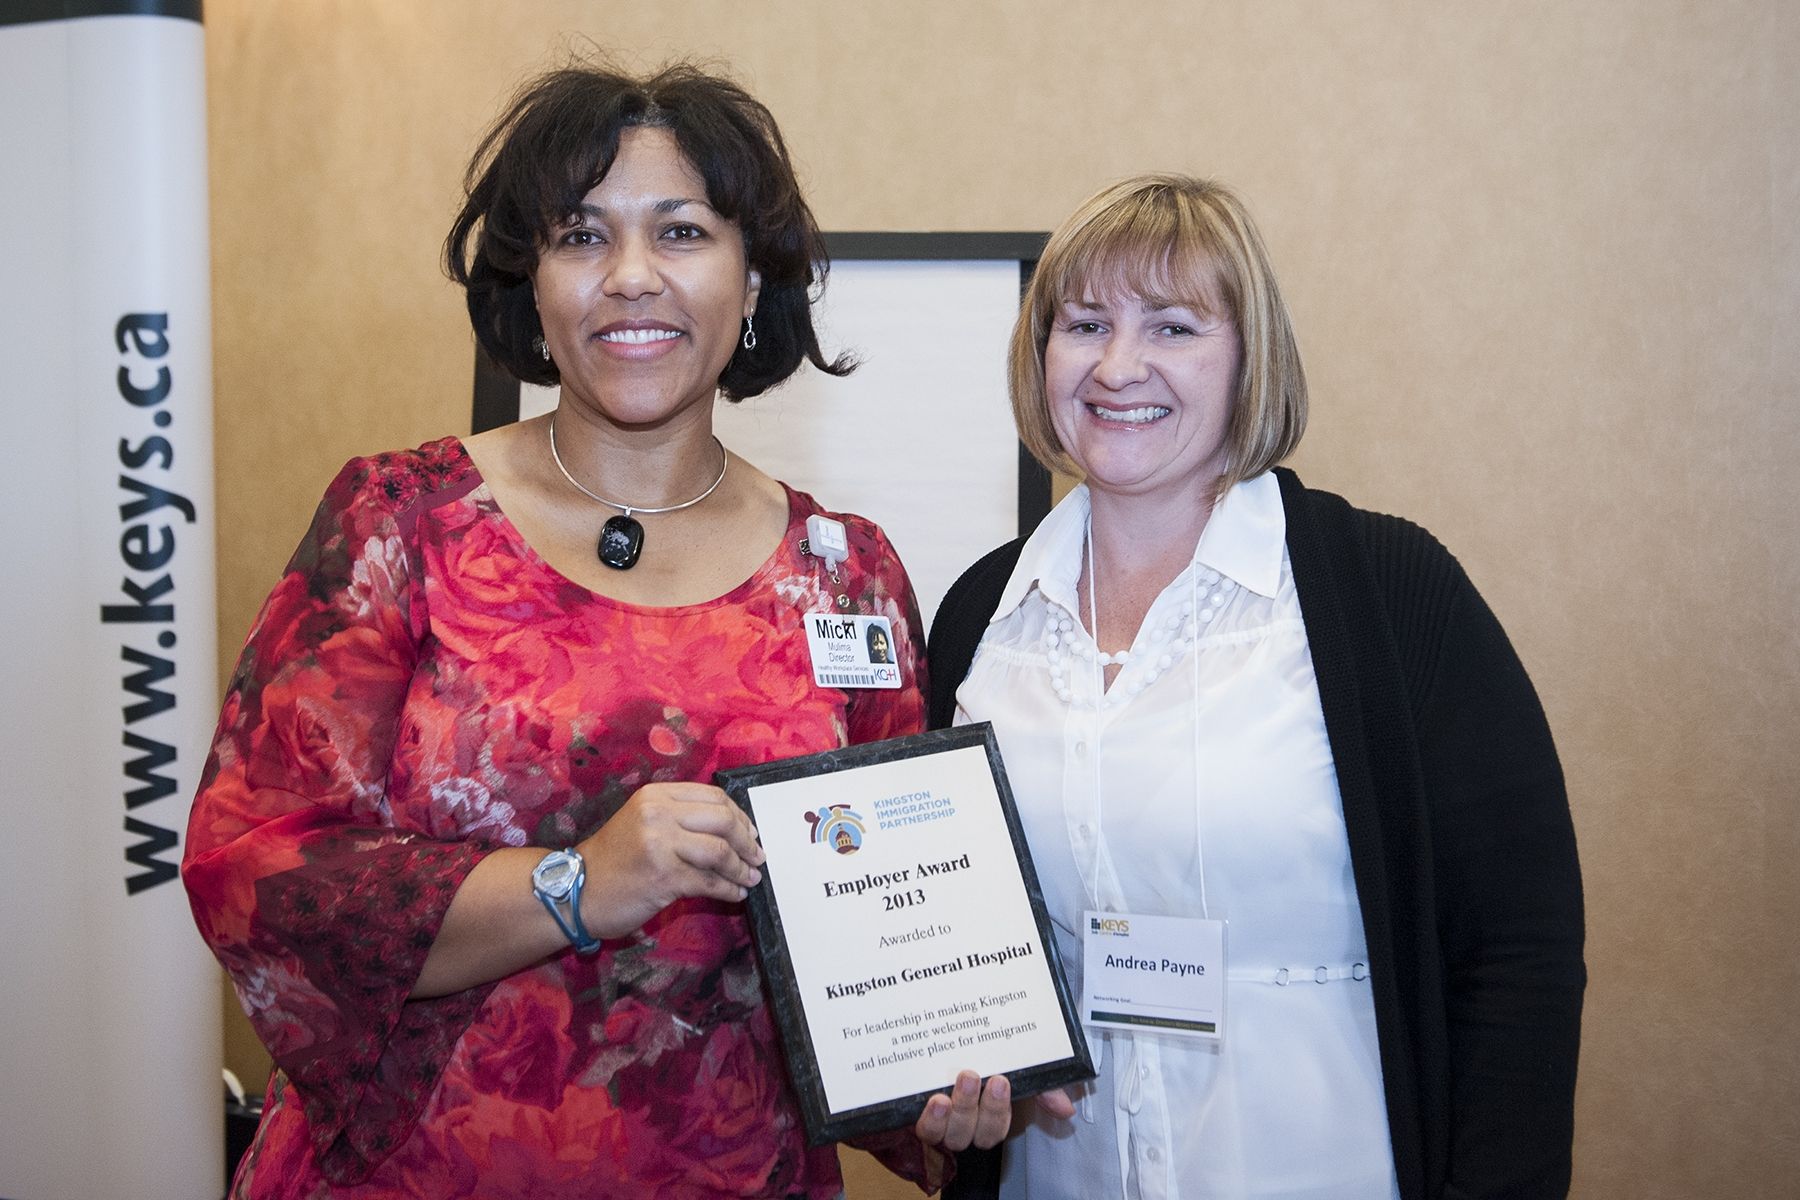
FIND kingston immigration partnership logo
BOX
[805,804,866,855]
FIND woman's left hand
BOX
[914,1070,1013,1151]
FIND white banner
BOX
[0,5,220,1198]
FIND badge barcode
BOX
[821,672,877,686]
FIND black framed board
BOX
[715,723,1094,1144]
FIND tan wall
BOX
[204,2,1799,1195]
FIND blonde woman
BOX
[929,176,1584,1199]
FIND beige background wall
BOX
[203,2,1798,1195]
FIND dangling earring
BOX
[534,335,551,362]
[741,316,756,351]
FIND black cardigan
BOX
[927,468,1584,1200]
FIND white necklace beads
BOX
[1044,568,1238,707]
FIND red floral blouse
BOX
[183,439,941,1198]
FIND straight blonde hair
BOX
[1010,175,1307,497]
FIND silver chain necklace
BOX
[547,415,729,570]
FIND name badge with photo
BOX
[1082,911,1226,1041]
[805,613,901,690]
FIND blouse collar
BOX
[986,470,1287,625]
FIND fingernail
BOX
[956,1074,976,1097]
[992,1077,1010,1102]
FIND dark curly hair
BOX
[445,62,852,398]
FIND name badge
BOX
[1081,910,1225,1041]
[805,613,901,690]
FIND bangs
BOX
[522,100,676,245]
[1042,192,1235,320]
[532,131,624,239]
[1012,173,1305,492]
[503,81,750,252]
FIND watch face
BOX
[534,852,580,898]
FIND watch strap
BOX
[535,849,602,955]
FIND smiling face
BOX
[532,126,762,430]
[1044,285,1242,502]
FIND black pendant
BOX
[597,515,644,569]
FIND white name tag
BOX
[1081,910,1225,1041]
[804,613,901,690]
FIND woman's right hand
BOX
[576,782,765,939]
[914,1073,1076,1152]
[413,782,763,998]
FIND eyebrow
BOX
[572,197,714,221]
[1063,297,1200,314]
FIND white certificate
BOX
[716,724,1093,1144]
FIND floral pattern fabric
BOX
[183,438,938,1198]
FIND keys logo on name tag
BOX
[804,613,901,689]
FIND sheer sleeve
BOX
[182,448,494,1184]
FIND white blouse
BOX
[954,474,1401,1200]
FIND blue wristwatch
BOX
[532,848,602,954]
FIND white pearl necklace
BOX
[1044,568,1238,707]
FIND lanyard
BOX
[1079,513,1212,920]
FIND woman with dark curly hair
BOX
[183,63,959,1198]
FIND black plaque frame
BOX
[714,722,1094,1145]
